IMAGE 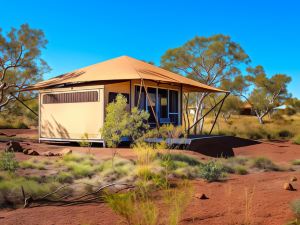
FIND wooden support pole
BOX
[141,79,160,129]
[209,92,229,135]
[187,92,230,133]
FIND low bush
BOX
[291,199,300,219]
[56,171,74,183]
[234,166,248,175]
[19,159,46,170]
[0,174,60,207]
[199,160,226,182]
[0,152,19,172]
[293,135,300,145]
[292,160,300,166]
[250,157,280,171]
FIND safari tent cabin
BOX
[27,56,226,145]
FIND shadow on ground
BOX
[188,136,260,157]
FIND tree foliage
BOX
[100,94,149,147]
[161,34,250,133]
[0,24,49,111]
[222,65,291,124]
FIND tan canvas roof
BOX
[27,56,227,93]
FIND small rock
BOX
[42,151,55,156]
[5,141,23,152]
[23,149,30,154]
[290,176,297,182]
[198,194,209,200]
[60,148,72,155]
[283,182,295,191]
[27,150,39,156]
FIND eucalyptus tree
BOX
[222,66,291,124]
[161,34,250,134]
[0,24,49,111]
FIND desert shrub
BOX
[19,159,46,170]
[101,95,150,147]
[65,161,95,178]
[288,204,300,225]
[105,192,158,225]
[0,152,18,172]
[292,160,300,165]
[105,181,193,225]
[98,157,135,181]
[234,166,248,175]
[166,154,201,166]
[291,199,300,219]
[0,174,60,207]
[199,160,226,182]
[56,171,74,183]
[250,157,280,171]
[293,135,300,145]
[164,181,194,225]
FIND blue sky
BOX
[2,0,300,97]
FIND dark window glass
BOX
[169,90,178,113]
[147,88,157,124]
[43,91,98,104]
[158,89,168,118]
[108,92,129,103]
[134,86,146,110]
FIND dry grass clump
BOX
[293,135,300,145]
[292,160,300,166]
[0,172,61,208]
[19,158,47,170]
[250,157,281,171]
[287,199,300,225]
[202,114,300,140]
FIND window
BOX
[169,90,179,124]
[158,88,168,118]
[43,91,98,104]
[134,86,146,110]
[108,92,130,103]
[134,85,180,126]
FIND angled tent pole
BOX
[187,92,229,134]
[208,92,230,134]
[10,92,38,117]
[141,79,160,129]
[136,79,143,108]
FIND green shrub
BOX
[199,160,226,182]
[65,161,95,178]
[291,199,300,218]
[0,175,60,207]
[234,166,248,175]
[0,152,18,172]
[19,159,46,170]
[292,160,300,165]
[293,135,300,145]
[250,157,280,171]
[56,172,74,183]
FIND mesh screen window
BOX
[43,91,99,104]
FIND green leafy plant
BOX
[0,152,19,172]
[287,199,300,225]
[293,135,300,145]
[199,160,226,182]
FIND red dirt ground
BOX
[0,129,300,225]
